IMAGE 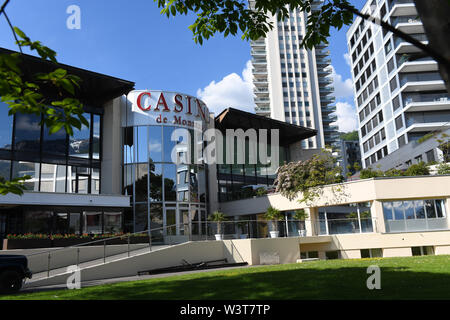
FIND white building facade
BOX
[250,0,339,149]
[347,0,450,168]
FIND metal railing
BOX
[18,217,381,279]
[403,93,449,107]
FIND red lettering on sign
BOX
[174,94,183,113]
[154,92,170,112]
[136,92,151,111]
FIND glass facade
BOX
[4,207,122,235]
[123,125,207,235]
[317,203,373,235]
[383,199,447,233]
[217,139,288,202]
[0,101,102,194]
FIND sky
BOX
[0,0,366,132]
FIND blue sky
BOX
[0,0,366,132]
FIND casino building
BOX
[0,48,317,239]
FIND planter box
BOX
[3,239,53,250]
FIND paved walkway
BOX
[27,244,170,282]
[21,264,253,293]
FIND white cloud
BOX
[197,60,255,115]
[343,53,351,66]
[334,101,358,133]
[330,65,354,100]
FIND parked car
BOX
[0,255,32,293]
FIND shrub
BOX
[404,161,430,176]
[437,163,450,174]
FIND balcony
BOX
[399,72,445,92]
[251,50,267,56]
[389,0,416,16]
[319,87,334,95]
[251,59,267,66]
[394,33,428,54]
[254,81,269,87]
[402,93,450,112]
[250,40,265,48]
[317,68,333,76]
[321,96,336,103]
[396,55,437,73]
[391,16,424,34]
[316,49,330,57]
[319,78,333,86]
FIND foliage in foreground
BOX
[0,27,86,195]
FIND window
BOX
[392,95,400,111]
[361,248,382,258]
[0,102,13,150]
[383,199,447,233]
[384,40,392,55]
[390,77,398,92]
[14,113,42,154]
[398,134,406,147]
[395,115,404,130]
[325,251,340,260]
[380,4,386,19]
[387,57,395,73]
[412,246,434,256]
[426,150,435,163]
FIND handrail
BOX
[25,223,181,258]
[24,217,379,259]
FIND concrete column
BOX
[101,96,124,195]
[371,200,386,233]
[305,207,318,236]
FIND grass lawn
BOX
[2,255,450,300]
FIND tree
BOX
[274,149,344,203]
[263,206,284,232]
[0,1,87,195]
[340,131,358,141]
[208,210,227,234]
[155,0,450,93]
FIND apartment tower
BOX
[249,0,339,149]
[347,0,450,168]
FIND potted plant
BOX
[237,219,249,239]
[293,209,309,237]
[208,211,227,240]
[264,206,284,238]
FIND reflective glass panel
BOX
[0,102,13,150]
[149,164,163,202]
[414,200,425,219]
[164,164,177,202]
[14,113,41,153]
[12,161,40,191]
[69,113,90,158]
[43,123,67,156]
[83,211,102,234]
[92,114,101,160]
[149,126,162,162]
[104,212,122,233]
